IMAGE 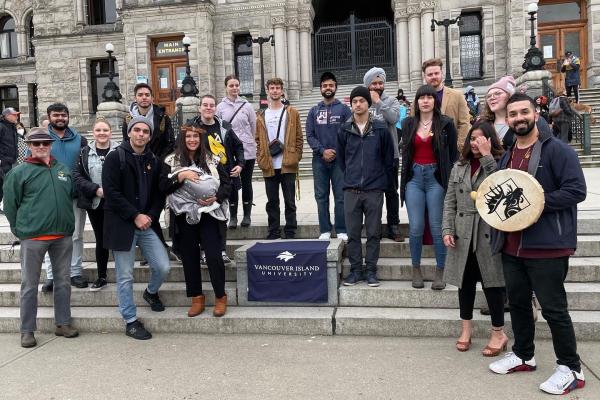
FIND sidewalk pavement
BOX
[1,333,599,399]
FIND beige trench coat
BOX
[442,155,505,288]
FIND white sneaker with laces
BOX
[318,232,331,240]
[337,233,348,242]
[489,352,537,374]
[539,365,585,395]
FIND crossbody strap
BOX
[275,106,287,140]
[228,102,246,124]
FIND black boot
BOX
[228,204,238,229]
[241,202,252,227]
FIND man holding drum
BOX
[487,93,587,395]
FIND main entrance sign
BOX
[313,14,397,85]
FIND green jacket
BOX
[3,157,75,240]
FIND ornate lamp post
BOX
[522,3,546,72]
[181,35,199,97]
[101,43,122,102]
[247,34,275,109]
[431,16,462,88]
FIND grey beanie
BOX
[363,67,386,87]
[127,116,153,135]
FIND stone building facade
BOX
[0,0,598,129]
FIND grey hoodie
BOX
[369,93,400,159]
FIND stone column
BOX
[16,28,28,58]
[408,5,423,88]
[286,18,300,99]
[299,21,312,94]
[272,16,287,81]
[75,0,85,25]
[96,102,129,133]
[175,96,201,124]
[420,2,435,61]
[395,11,410,87]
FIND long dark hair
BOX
[459,120,504,164]
[175,124,209,171]
[410,84,443,143]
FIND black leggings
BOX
[229,159,255,207]
[458,250,505,327]
[175,213,226,298]
[87,205,109,279]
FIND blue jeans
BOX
[113,229,170,323]
[312,157,346,234]
[405,163,447,268]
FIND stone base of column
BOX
[96,102,129,132]
[516,70,554,98]
[176,96,201,124]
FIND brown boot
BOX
[187,295,205,317]
[213,295,228,317]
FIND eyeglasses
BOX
[30,142,51,147]
[486,91,505,100]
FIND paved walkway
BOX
[1,333,599,399]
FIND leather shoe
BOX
[387,225,404,242]
[70,276,88,288]
[21,332,37,348]
[55,325,79,338]
[213,295,228,317]
[41,279,53,293]
[188,295,205,317]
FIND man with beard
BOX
[421,58,470,150]
[488,94,587,395]
[306,72,352,240]
[363,67,402,242]
[42,104,88,292]
[255,77,303,240]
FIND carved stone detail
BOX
[271,15,286,27]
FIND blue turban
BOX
[363,67,386,87]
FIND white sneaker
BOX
[318,232,331,240]
[539,365,585,395]
[337,233,348,242]
[489,352,537,374]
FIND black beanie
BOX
[350,86,372,107]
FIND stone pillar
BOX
[395,11,410,87]
[286,18,300,99]
[16,83,30,127]
[299,21,312,94]
[408,5,423,89]
[75,0,85,25]
[272,16,287,80]
[176,96,201,125]
[96,102,129,133]
[16,28,28,58]
[420,3,435,61]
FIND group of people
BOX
[0,55,588,395]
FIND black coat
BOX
[102,141,165,251]
[0,118,18,169]
[122,104,176,161]
[399,115,459,205]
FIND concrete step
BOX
[338,281,600,310]
[0,282,238,308]
[334,307,600,340]
[341,257,600,282]
[0,306,335,335]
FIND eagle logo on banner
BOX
[276,251,296,262]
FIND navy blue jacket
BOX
[306,99,352,159]
[491,122,587,254]
[337,116,395,191]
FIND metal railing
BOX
[171,102,183,139]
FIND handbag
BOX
[269,106,287,157]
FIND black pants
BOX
[385,160,400,226]
[566,85,579,103]
[230,159,255,207]
[87,205,108,279]
[344,190,383,273]
[176,213,226,298]
[458,250,504,327]
[502,254,580,371]
[264,169,297,237]
[0,163,13,203]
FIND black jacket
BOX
[337,117,395,191]
[0,118,18,168]
[102,141,165,251]
[122,104,175,161]
[399,115,459,205]
[187,116,245,171]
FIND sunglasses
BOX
[30,142,52,147]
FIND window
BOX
[539,1,581,23]
[234,34,254,96]
[90,59,119,112]
[87,0,117,25]
[28,14,34,57]
[0,16,17,59]
[0,86,19,111]
[459,12,483,80]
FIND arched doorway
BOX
[312,0,395,85]
[538,0,588,91]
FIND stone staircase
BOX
[1,216,599,339]
[573,88,600,167]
